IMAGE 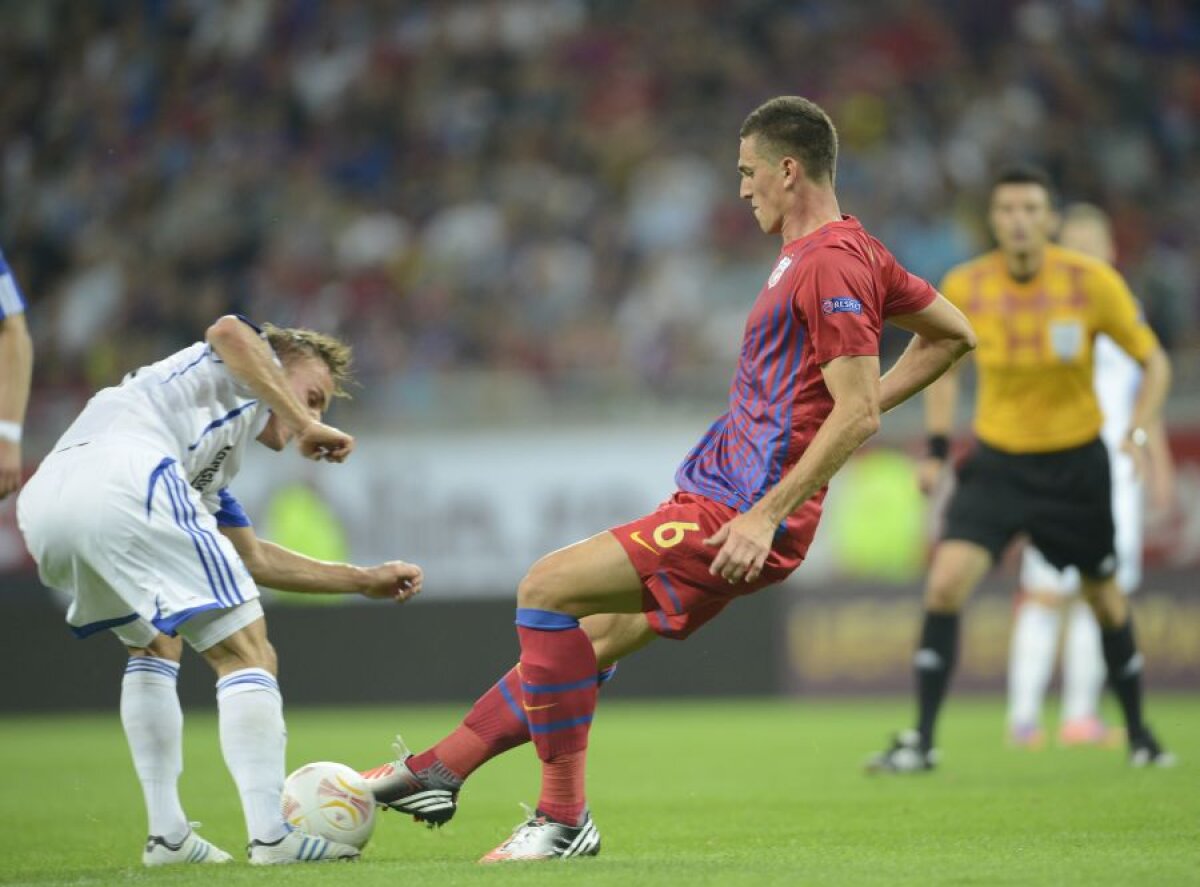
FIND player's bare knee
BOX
[923,580,966,613]
[517,557,568,612]
[200,620,277,676]
[127,633,183,663]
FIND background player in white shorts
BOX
[1007,205,1175,749]
[0,245,33,501]
[18,315,424,865]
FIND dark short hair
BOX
[990,165,1054,197]
[740,96,838,184]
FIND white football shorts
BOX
[18,438,261,651]
[1019,448,1143,596]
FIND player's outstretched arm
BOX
[881,295,976,494]
[705,354,882,584]
[218,524,423,603]
[206,315,354,462]
[879,295,976,415]
[0,313,33,500]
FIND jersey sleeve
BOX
[792,249,882,365]
[0,248,27,318]
[211,488,253,528]
[1089,263,1158,364]
[881,254,938,317]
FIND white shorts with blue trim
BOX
[17,438,261,651]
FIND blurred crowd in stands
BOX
[2,0,1197,431]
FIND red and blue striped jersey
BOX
[675,216,936,535]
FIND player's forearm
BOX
[206,316,311,434]
[922,363,959,436]
[249,539,370,595]
[880,334,967,415]
[0,314,33,423]
[752,400,879,524]
[1128,347,1171,435]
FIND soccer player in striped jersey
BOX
[18,316,424,865]
[1007,204,1175,750]
[0,246,33,500]
[362,95,977,861]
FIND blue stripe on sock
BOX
[521,676,597,694]
[597,664,618,685]
[497,678,529,726]
[528,714,594,734]
[124,658,180,678]
[217,670,279,693]
[218,676,279,693]
[515,608,579,631]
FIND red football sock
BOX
[408,660,618,786]
[409,665,527,780]
[537,750,587,826]
[517,612,598,826]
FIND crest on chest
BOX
[768,255,793,288]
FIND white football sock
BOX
[120,657,189,843]
[216,668,289,844]
[1062,600,1106,723]
[1007,600,1061,728]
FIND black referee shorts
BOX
[942,437,1116,580]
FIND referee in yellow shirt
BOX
[867,167,1174,771]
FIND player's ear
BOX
[781,155,800,188]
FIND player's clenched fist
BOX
[296,421,355,462]
[360,561,424,603]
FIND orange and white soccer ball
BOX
[282,761,377,849]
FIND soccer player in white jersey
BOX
[18,315,425,865]
[0,246,33,500]
[1007,205,1175,753]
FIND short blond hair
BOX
[262,323,354,398]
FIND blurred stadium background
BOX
[0,0,1197,711]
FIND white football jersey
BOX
[1093,333,1140,451]
[53,338,271,505]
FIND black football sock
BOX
[1101,618,1146,740]
[915,611,960,751]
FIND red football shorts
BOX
[609,491,820,640]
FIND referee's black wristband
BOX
[927,434,950,461]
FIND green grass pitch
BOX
[1,697,1196,886]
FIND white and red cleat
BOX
[479,805,600,863]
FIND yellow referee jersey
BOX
[941,244,1158,453]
